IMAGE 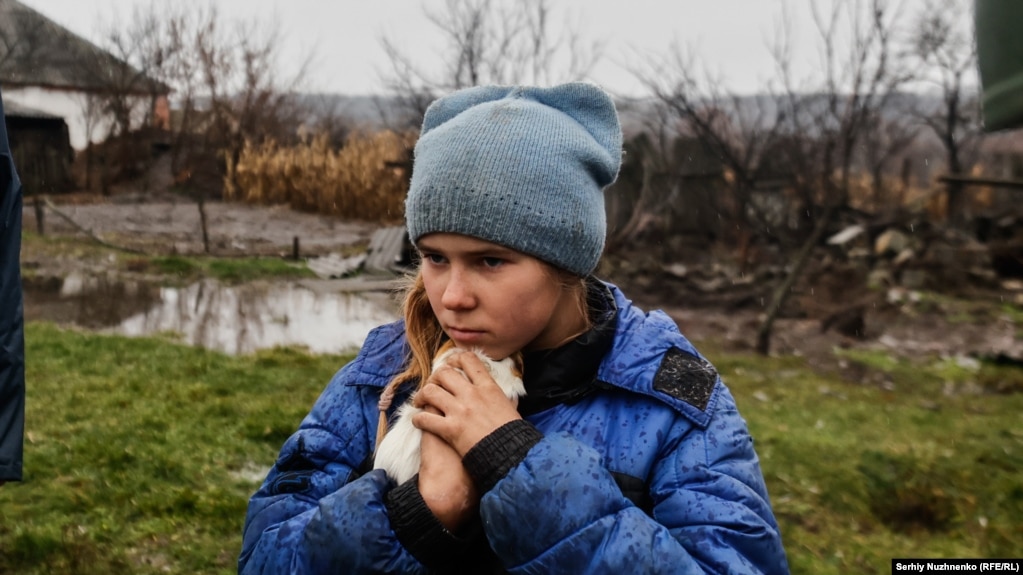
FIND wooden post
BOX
[196,192,210,254]
[33,194,44,235]
[292,236,300,260]
[100,152,109,196]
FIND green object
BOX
[976,0,1023,131]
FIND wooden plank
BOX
[938,175,1023,190]
[364,226,409,275]
[307,253,366,279]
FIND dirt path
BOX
[24,195,378,257]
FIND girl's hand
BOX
[412,350,522,457]
[417,418,478,531]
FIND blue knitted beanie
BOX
[405,83,622,277]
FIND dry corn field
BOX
[226,131,417,223]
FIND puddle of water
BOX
[24,272,399,355]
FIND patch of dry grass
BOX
[226,131,416,223]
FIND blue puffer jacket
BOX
[240,283,789,574]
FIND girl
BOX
[239,83,789,574]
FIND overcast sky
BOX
[21,0,951,97]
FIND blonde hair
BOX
[373,264,591,447]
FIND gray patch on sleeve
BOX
[652,347,718,411]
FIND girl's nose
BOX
[441,269,476,310]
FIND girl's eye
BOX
[422,253,446,265]
[482,257,504,268]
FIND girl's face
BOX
[417,233,586,359]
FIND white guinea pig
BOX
[373,341,525,484]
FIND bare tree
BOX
[908,0,983,227]
[633,45,790,256]
[379,0,601,128]
[605,102,676,251]
[627,1,919,353]
[90,15,163,138]
[77,7,170,192]
[379,36,438,129]
[749,0,913,354]
[859,97,920,215]
[104,1,311,252]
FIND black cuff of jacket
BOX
[384,474,479,569]
[463,419,543,494]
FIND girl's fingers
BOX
[411,351,523,455]
[412,365,466,409]
[414,381,453,412]
[410,408,445,435]
[411,404,460,444]
[444,352,492,385]
[432,364,471,390]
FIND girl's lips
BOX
[446,327,486,344]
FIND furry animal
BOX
[373,341,525,484]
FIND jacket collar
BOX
[345,281,719,427]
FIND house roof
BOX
[0,0,169,95]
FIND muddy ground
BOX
[21,191,1023,377]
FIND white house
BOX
[0,0,169,151]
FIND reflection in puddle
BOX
[24,273,399,355]
[24,272,162,329]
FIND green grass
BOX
[3,324,1022,574]
[717,351,1023,573]
[144,255,315,284]
[21,232,316,285]
[1,323,349,575]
